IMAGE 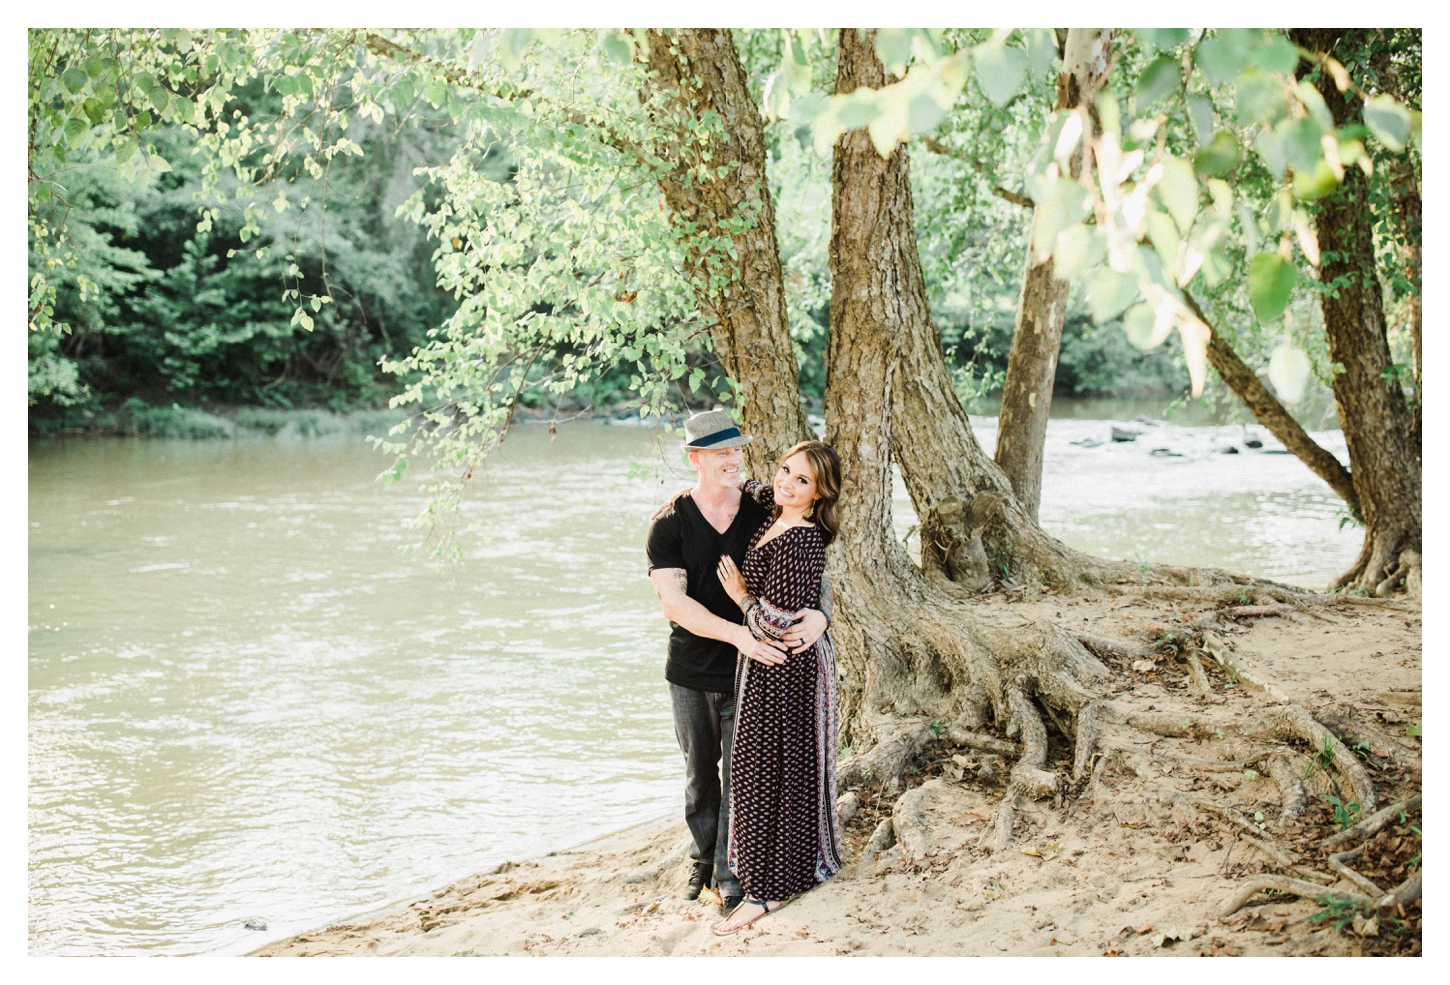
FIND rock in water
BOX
[1149,448,1184,458]
[1220,446,1240,454]
[1244,438,1264,449]
[244,918,268,931]
[1110,427,1140,442]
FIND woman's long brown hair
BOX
[775,440,842,546]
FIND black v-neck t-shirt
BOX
[645,490,769,693]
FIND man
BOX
[646,409,830,914]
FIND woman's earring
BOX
[807,501,815,520]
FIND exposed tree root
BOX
[1183,647,1219,702]
[1220,876,1371,917]
[1265,705,1377,813]
[1201,630,1291,704]
[1074,632,1151,663]
[1266,754,1308,826]
[1321,794,1421,850]
[1191,604,1288,629]
[943,726,1018,758]
[1379,870,1421,911]
[837,723,938,790]
[855,817,895,879]
[1327,844,1384,896]
[891,784,933,860]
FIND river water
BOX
[28,412,1359,954]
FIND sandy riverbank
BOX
[255,589,1421,957]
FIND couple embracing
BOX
[646,409,844,937]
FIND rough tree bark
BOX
[1290,29,1421,596]
[826,29,1114,833]
[1184,294,1359,510]
[640,29,812,475]
[994,28,1114,521]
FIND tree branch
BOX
[1184,292,1360,512]
[922,136,1034,209]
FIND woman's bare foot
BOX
[711,897,782,936]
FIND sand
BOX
[254,590,1421,958]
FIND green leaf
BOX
[1050,224,1101,282]
[1254,128,1289,179]
[1297,81,1334,131]
[973,42,1028,107]
[61,67,89,94]
[1193,131,1240,177]
[1157,156,1198,234]
[1248,35,1301,76]
[1200,248,1232,286]
[147,153,171,173]
[1363,94,1411,152]
[1026,28,1059,76]
[867,85,909,157]
[906,91,948,136]
[1145,210,1180,276]
[1122,303,1158,350]
[1096,90,1121,139]
[1186,94,1214,144]
[1248,251,1298,323]
[64,117,88,144]
[1268,341,1312,403]
[81,97,104,125]
[1135,55,1181,107]
[875,28,917,77]
[601,31,635,66]
[1281,115,1325,172]
[1235,71,1285,126]
[392,76,415,109]
[423,83,447,108]
[1292,160,1339,201]
[1087,269,1139,324]
[1138,28,1189,52]
[835,88,880,129]
[782,34,812,92]
[299,312,314,331]
[1195,33,1250,85]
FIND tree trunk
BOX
[826,27,1110,777]
[993,28,1114,521]
[1184,293,1359,511]
[1290,29,1422,596]
[641,29,812,474]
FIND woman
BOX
[711,440,844,936]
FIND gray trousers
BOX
[669,683,741,897]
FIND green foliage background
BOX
[29,28,1191,434]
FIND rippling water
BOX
[28,413,1360,953]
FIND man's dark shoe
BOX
[721,894,744,915]
[683,862,711,901]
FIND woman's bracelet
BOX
[736,593,758,615]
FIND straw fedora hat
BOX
[681,409,754,450]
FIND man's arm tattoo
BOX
[818,570,834,622]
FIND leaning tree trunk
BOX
[994,28,1114,521]
[876,60,1230,593]
[1184,294,1360,510]
[640,29,812,474]
[1290,29,1422,596]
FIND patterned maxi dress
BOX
[726,481,844,901]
